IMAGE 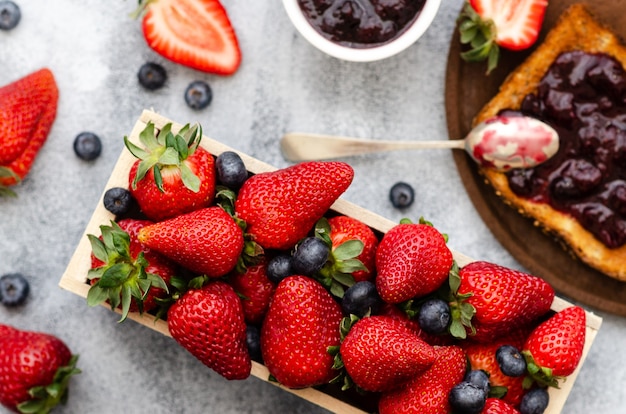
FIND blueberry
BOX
[266,254,293,284]
[464,370,490,396]
[519,388,550,414]
[184,80,213,110]
[103,187,135,216]
[216,151,248,190]
[137,62,167,90]
[496,345,527,377]
[448,381,487,414]
[418,298,451,335]
[0,1,21,31]
[291,237,330,276]
[73,131,102,161]
[341,280,382,318]
[0,273,30,307]
[389,181,415,209]
[246,324,263,363]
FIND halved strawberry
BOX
[458,0,548,73]
[134,0,241,75]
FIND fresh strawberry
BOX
[449,261,554,342]
[483,398,521,414]
[463,326,532,407]
[134,0,241,75]
[125,121,216,221]
[229,259,275,325]
[167,281,251,380]
[0,68,58,194]
[87,218,175,321]
[235,161,354,251]
[338,315,435,392]
[0,324,80,413]
[523,306,586,387]
[458,0,548,73]
[378,345,467,414]
[261,275,343,388]
[328,215,378,282]
[137,206,244,278]
[375,219,453,304]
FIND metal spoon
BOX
[281,115,559,171]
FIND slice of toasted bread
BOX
[474,3,626,281]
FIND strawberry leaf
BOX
[17,355,80,414]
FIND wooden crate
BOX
[59,109,602,414]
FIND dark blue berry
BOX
[496,345,527,377]
[184,80,213,110]
[448,381,486,414]
[291,237,330,276]
[103,187,135,216]
[266,254,293,284]
[216,151,248,190]
[137,62,167,90]
[246,324,263,363]
[0,273,30,306]
[73,131,102,161]
[464,370,490,396]
[519,388,550,414]
[0,1,21,31]
[341,281,382,318]
[389,181,415,209]
[418,298,451,335]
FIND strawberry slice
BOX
[458,0,548,73]
[137,0,241,75]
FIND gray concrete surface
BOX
[1,1,624,413]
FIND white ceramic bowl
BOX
[282,0,442,62]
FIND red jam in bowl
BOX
[502,51,626,249]
[297,0,427,48]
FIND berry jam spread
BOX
[297,0,426,48]
[501,51,626,249]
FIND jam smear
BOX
[298,0,426,48]
[503,51,626,248]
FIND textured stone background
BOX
[1,1,624,413]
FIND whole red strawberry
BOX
[229,260,275,325]
[0,68,58,194]
[328,215,378,282]
[378,345,467,414]
[339,315,435,392]
[375,220,453,304]
[451,261,554,342]
[261,276,343,388]
[235,161,354,251]
[134,0,241,75]
[167,281,251,380]
[463,326,532,407]
[523,306,586,387]
[483,398,521,414]
[88,218,176,321]
[0,324,80,413]
[125,121,216,221]
[138,206,244,277]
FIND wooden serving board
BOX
[59,110,602,414]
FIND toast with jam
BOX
[473,4,626,281]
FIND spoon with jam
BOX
[280,115,559,171]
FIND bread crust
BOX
[474,4,626,281]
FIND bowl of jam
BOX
[282,0,442,62]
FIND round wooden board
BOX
[444,0,626,316]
